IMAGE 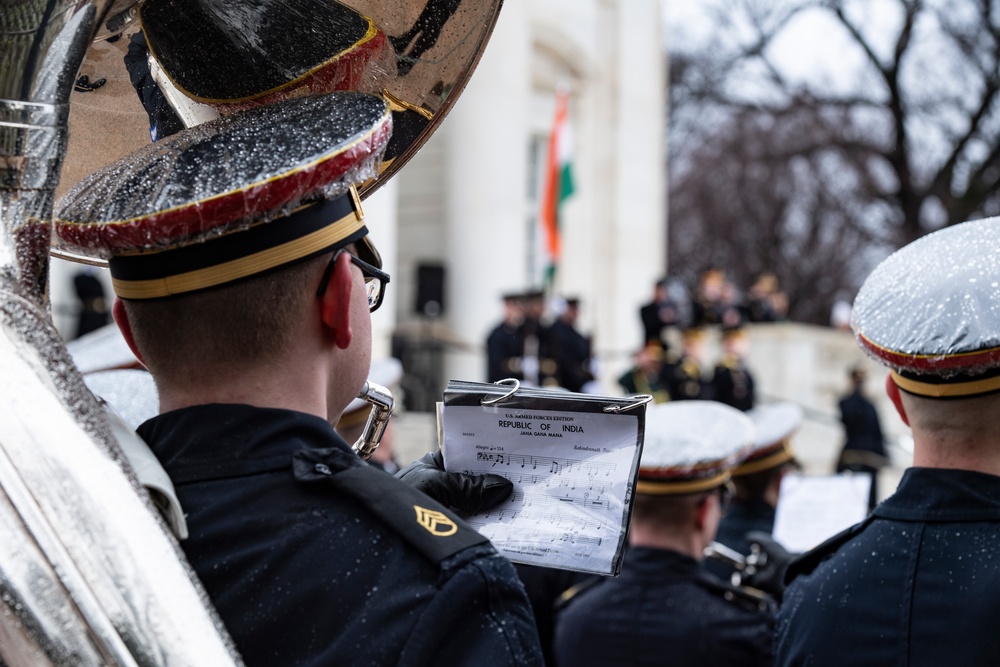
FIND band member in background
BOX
[553,401,775,667]
[705,402,801,582]
[777,217,1000,665]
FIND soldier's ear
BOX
[885,373,910,426]
[318,251,354,350]
[112,298,146,367]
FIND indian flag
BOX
[540,87,575,286]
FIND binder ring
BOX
[482,378,520,406]
[604,394,653,413]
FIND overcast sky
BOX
[664,0,906,94]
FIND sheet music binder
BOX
[441,379,651,576]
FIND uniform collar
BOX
[137,403,355,484]
[874,467,1000,522]
[619,546,700,583]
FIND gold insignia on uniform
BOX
[414,505,458,537]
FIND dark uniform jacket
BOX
[138,404,544,667]
[662,354,712,402]
[553,547,774,667]
[711,354,755,412]
[704,498,775,581]
[547,318,592,393]
[776,467,1000,666]
[639,299,680,347]
[837,390,886,466]
[486,320,523,383]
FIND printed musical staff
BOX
[442,380,647,575]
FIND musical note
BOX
[441,397,642,575]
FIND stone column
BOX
[442,1,531,384]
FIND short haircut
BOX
[732,466,785,502]
[900,390,1000,441]
[123,254,327,380]
[631,491,710,532]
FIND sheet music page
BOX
[442,402,642,575]
[772,473,871,552]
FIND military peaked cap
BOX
[852,217,1000,398]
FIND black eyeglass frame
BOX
[316,248,390,312]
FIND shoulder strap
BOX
[554,575,603,611]
[292,449,489,565]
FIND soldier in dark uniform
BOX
[518,289,559,387]
[836,365,888,511]
[711,326,756,411]
[68,88,543,663]
[662,327,712,401]
[705,401,801,582]
[776,217,1000,666]
[553,401,775,667]
[486,292,525,382]
[639,277,681,349]
[690,268,726,327]
[548,297,594,393]
[617,343,671,403]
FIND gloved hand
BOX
[741,531,796,600]
[395,450,513,513]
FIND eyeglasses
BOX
[316,249,390,313]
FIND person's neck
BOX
[628,523,705,560]
[912,433,1000,477]
[156,357,330,420]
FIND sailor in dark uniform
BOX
[553,401,775,667]
[776,217,1000,666]
[58,73,543,664]
[711,325,756,411]
[705,401,801,582]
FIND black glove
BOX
[741,531,796,600]
[395,450,513,513]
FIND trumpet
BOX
[351,380,394,460]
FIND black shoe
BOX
[74,75,107,92]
